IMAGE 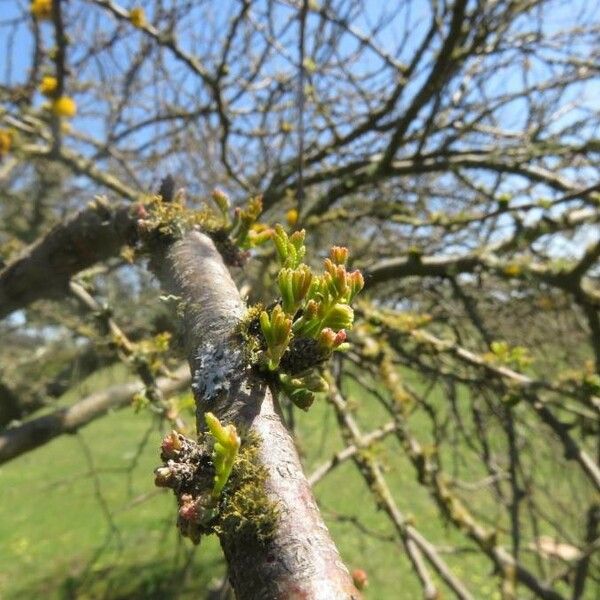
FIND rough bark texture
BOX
[0,199,138,319]
[152,231,359,600]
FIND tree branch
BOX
[0,364,190,465]
[150,231,360,599]
[0,199,139,319]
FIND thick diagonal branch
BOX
[151,231,359,600]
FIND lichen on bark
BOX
[155,429,278,545]
[215,432,280,543]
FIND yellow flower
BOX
[39,76,58,97]
[52,96,77,118]
[0,129,14,157]
[129,6,146,28]
[286,208,299,226]
[503,263,522,277]
[31,0,52,20]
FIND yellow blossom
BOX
[0,129,14,157]
[503,263,522,277]
[286,208,299,227]
[129,6,146,28]
[52,96,77,118]
[31,0,52,20]
[39,76,58,97]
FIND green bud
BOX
[273,225,289,264]
[231,195,264,247]
[270,305,292,346]
[292,299,323,336]
[246,227,273,247]
[260,310,272,343]
[288,388,315,410]
[205,412,240,497]
[301,372,329,393]
[272,225,306,268]
[278,268,295,314]
[347,270,364,302]
[292,265,312,304]
[329,246,349,265]
[304,299,319,318]
[280,372,328,394]
[323,259,349,298]
[279,265,313,314]
[211,189,230,215]
[321,303,354,331]
[260,305,292,370]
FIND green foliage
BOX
[205,412,241,498]
[250,230,364,409]
[230,195,272,250]
[486,341,532,370]
[259,305,293,370]
[272,224,306,268]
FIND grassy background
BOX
[0,364,591,599]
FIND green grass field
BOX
[0,364,591,599]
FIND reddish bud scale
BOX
[318,327,337,350]
[334,330,347,347]
[134,203,149,220]
[352,568,368,590]
[161,431,182,458]
[179,495,199,522]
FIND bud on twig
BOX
[329,246,349,265]
[260,305,293,370]
[154,466,173,487]
[205,412,241,498]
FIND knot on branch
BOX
[155,430,278,546]
[154,430,215,543]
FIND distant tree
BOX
[1,0,599,598]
